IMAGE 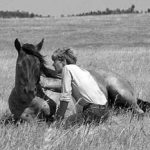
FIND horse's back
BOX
[106,74,135,97]
[89,69,137,106]
[88,69,108,97]
[89,69,134,94]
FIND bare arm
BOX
[40,76,62,93]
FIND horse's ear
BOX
[14,38,21,53]
[36,38,44,51]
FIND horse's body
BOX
[8,38,149,123]
[44,68,150,114]
[8,39,59,122]
[89,70,144,112]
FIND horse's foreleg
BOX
[20,98,51,122]
[20,107,36,122]
[36,83,57,116]
[38,100,50,115]
[31,97,51,116]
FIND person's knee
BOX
[83,104,109,123]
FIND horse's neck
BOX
[14,83,24,96]
[14,83,33,104]
[14,74,26,96]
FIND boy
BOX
[42,48,109,123]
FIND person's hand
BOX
[42,86,57,92]
[41,86,48,91]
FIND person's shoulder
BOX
[63,64,80,73]
[64,64,77,70]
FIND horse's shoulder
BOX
[8,88,17,101]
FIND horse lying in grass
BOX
[8,38,150,123]
[89,70,150,113]
[42,67,150,115]
[8,39,60,122]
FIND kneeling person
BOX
[44,48,109,123]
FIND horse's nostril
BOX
[34,87,37,94]
[24,87,27,94]
[23,86,37,96]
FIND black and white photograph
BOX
[0,0,150,149]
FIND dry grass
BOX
[1,14,150,149]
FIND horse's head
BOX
[14,38,45,99]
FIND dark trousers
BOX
[83,103,109,123]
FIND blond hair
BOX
[51,47,77,64]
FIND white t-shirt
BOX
[60,64,107,107]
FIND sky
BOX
[0,0,150,16]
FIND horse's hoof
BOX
[135,108,144,114]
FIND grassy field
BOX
[1,14,150,149]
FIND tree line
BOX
[68,5,150,17]
[1,5,150,18]
[0,10,43,18]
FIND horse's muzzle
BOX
[24,86,37,99]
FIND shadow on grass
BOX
[0,111,55,126]
[0,107,148,129]
[0,111,18,125]
[62,107,150,130]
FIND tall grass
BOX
[0,14,150,149]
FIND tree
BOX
[131,4,135,12]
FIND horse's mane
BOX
[22,44,61,79]
[22,44,46,65]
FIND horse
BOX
[88,70,150,114]
[8,38,60,122]
[42,68,150,115]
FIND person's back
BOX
[63,64,107,106]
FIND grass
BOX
[1,14,150,149]
[43,114,150,150]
